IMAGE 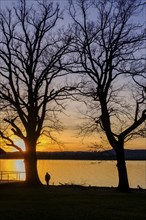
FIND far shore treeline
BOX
[0,149,146,161]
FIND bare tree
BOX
[68,0,146,191]
[0,0,73,185]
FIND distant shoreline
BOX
[0,149,146,160]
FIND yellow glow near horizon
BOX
[1,111,145,152]
[1,131,145,153]
[36,128,146,152]
[14,139,25,151]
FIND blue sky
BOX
[0,0,146,152]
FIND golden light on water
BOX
[0,160,25,181]
[0,159,145,188]
[15,160,25,172]
[37,160,118,186]
[38,160,146,188]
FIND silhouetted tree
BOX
[0,0,73,185]
[68,0,146,191]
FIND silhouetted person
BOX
[45,172,50,186]
[137,185,142,190]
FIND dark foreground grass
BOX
[0,183,146,220]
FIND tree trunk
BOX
[116,147,130,192]
[23,151,42,186]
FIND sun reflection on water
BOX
[0,159,145,188]
[0,159,25,181]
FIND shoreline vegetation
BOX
[0,182,146,220]
[1,149,146,160]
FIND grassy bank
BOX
[0,183,146,220]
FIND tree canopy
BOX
[67,0,146,191]
[0,0,74,185]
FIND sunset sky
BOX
[0,0,146,153]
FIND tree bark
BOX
[23,151,42,186]
[116,147,130,192]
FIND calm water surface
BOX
[0,159,146,189]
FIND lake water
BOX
[0,159,146,189]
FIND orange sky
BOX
[1,98,146,152]
[8,108,146,153]
[12,128,146,153]
[1,117,146,153]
